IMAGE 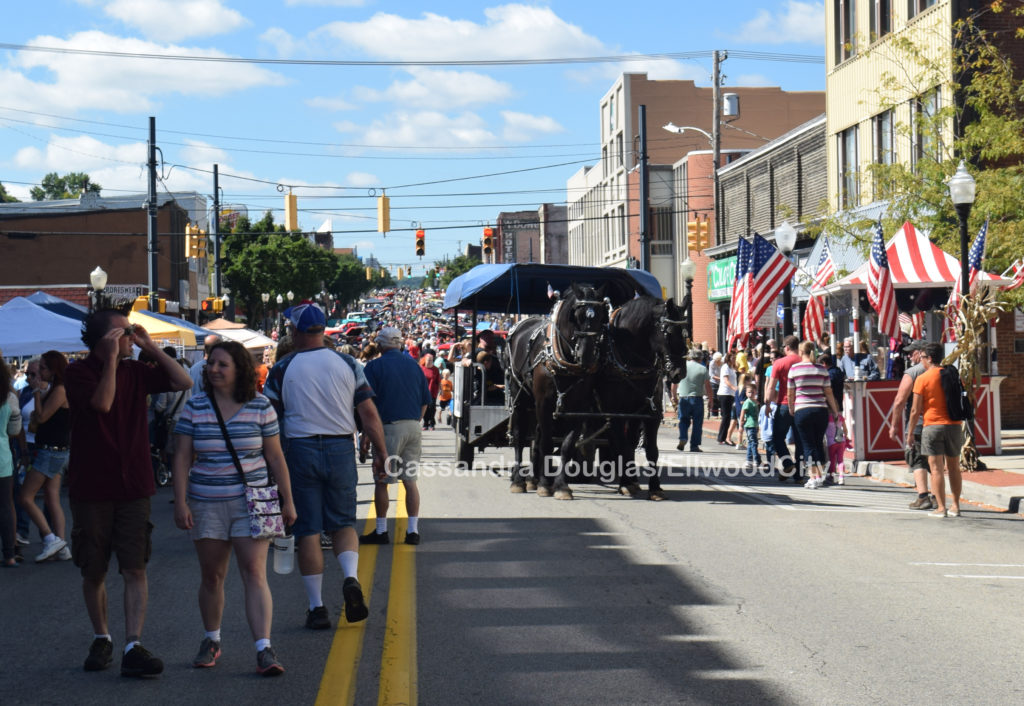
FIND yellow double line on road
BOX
[315,484,418,706]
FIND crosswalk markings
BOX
[910,562,1024,582]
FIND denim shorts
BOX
[33,447,69,479]
[285,436,357,537]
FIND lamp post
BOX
[261,292,270,333]
[776,221,798,338]
[286,290,294,304]
[948,160,976,299]
[88,266,108,312]
[680,257,697,344]
[276,293,284,334]
[221,294,230,321]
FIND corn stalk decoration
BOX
[942,286,1008,472]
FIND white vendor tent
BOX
[0,297,85,357]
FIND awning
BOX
[129,310,196,347]
[214,326,276,350]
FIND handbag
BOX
[210,395,285,539]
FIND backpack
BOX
[939,365,973,422]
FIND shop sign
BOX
[707,257,736,302]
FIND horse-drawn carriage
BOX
[443,264,690,500]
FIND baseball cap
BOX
[375,326,403,348]
[905,340,927,352]
[283,301,326,333]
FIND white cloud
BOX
[735,1,825,45]
[500,111,563,142]
[345,172,380,187]
[102,0,248,41]
[313,4,605,61]
[352,68,513,109]
[347,111,498,150]
[259,27,300,57]
[178,139,231,167]
[284,0,367,5]
[305,94,357,111]
[1,31,285,114]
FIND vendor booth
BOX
[128,310,196,347]
[814,222,1009,465]
[0,297,85,357]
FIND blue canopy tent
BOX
[0,297,85,357]
[443,264,664,314]
[26,290,88,322]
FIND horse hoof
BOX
[554,489,573,501]
[649,490,667,501]
[536,486,553,498]
[525,481,538,492]
[509,482,526,494]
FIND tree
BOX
[30,172,101,201]
[0,181,19,202]
[328,253,392,310]
[438,254,481,288]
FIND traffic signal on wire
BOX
[697,219,709,250]
[483,227,494,255]
[415,229,425,257]
[686,220,699,252]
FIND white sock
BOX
[124,641,139,654]
[338,550,358,579]
[302,573,324,610]
[205,629,221,643]
[407,517,419,534]
[254,638,271,652]
[375,518,387,534]
[94,634,111,643]
[43,532,57,544]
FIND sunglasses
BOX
[123,325,139,336]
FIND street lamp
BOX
[276,293,285,334]
[948,160,976,299]
[261,292,270,333]
[680,257,697,343]
[88,266,108,312]
[286,290,294,303]
[776,221,798,337]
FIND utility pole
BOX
[213,163,221,299]
[147,116,159,312]
[711,50,723,247]
[638,104,650,271]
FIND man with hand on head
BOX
[65,308,193,677]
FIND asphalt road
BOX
[4,423,1024,705]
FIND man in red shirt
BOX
[765,335,804,481]
[65,309,192,677]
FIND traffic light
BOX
[213,297,223,313]
[284,192,298,232]
[185,224,208,258]
[398,267,404,280]
[697,218,709,250]
[366,266,372,281]
[377,195,390,233]
[483,227,494,255]
[415,229,425,257]
[686,220,700,252]
[201,297,214,312]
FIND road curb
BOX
[860,460,1024,513]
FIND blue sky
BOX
[0,1,826,275]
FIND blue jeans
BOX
[793,407,828,467]
[677,397,704,450]
[772,404,803,474]
[745,427,760,465]
[285,436,357,537]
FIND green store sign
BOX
[707,257,736,302]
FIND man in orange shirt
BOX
[904,342,962,518]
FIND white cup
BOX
[273,534,295,575]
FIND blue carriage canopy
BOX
[443,264,664,315]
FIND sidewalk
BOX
[668,412,1024,514]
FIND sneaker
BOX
[404,531,420,546]
[359,531,389,545]
[320,532,333,550]
[803,478,818,489]
[120,644,164,678]
[84,638,113,672]
[822,474,834,487]
[947,507,961,518]
[192,637,221,668]
[35,536,67,563]
[676,441,686,451]
[256,646,284,676]
[305,605,331,630]
[927,508,947,518]
[56,546,72,561]
[15,532,29,546]
[909,495,934,510]
[836,474,845,486]
[342,576,369,623]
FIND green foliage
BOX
[0,181,19,202]
[328,253,391,309]
[30,172,101,201]
[438,254,481,288]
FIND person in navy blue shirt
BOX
[361,326,433,546]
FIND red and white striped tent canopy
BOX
[814,221,1011,294]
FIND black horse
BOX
[596,295,689,500]
[505,282,609,499]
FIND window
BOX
[872,110,894,165]
[907,0,937,21]
[912,87,940,168]
[602,146,608,178]
[834,0,856,64]
[838,126,859,209]
[608,94,616,135]
[615,133,624,168]
[870,0,891,40]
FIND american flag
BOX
[867,221,900,339]
[802,238,837,344]
[944,219,988,342]
[898,311,924,339]
[726,237,752,346]
[745,233,797,333]
[1003,259,1024,292]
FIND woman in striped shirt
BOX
[173,341,296,676]
[786,341,841,489]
